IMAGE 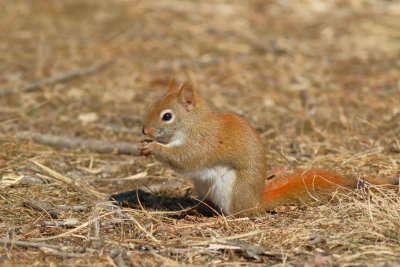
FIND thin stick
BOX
[125,213,161,244]
[0,239,62,249]
[29,160,73,183]
[172,217,250,229]
[23,198,61,219]
[17,132,139,155]
[41,219,78,227]
[0,238,97,255]
[0,238,89,252]
[29,160,106,199]
[0,61,113,95]
[31,210,117,241]
[56,205,88,212]
[39,248,86,258]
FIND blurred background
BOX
[0,1,399,265]
[1,0,399,184]
[1,0,399,134]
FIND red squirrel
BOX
[139,80,399,216]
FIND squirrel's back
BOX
[140,81,399,216]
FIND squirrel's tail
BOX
[262,168,399,210]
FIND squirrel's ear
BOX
[178,82,196,111]
[167,78,176,91]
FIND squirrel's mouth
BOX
[143,137,167,145]
[143,127,174,145]
[155,130,174,145]
[154,136,170,145]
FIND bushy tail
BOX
[262,168,399,210]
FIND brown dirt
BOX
[1,0,399,266]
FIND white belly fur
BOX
[185,166,236,214]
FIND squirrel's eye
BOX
[160,109,174,123]
[162,112,173,121]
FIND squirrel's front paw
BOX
[139,140,154,156]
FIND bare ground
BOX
[0,0,400,266]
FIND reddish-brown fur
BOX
[262,169,353,210]
[140,81,399,216]
[263,169,399,210]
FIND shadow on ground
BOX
[109,189,219,217]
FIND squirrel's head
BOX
[142,80,208,146]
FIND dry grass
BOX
[1,0,400,266]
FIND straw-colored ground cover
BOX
[1,0,399,266]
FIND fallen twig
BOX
[40,247,86,258]
[17,131,139,155]
[32,210,117,241]
[0,61,113,95]
[29,160,106,199]
[180,230,264,247]
[0,238,97,255]
[208,239,278,259]
[23,198,62,219]
[0,238,88,252]
[56,205,88,212]
[125,213,161,244]
[0,239,63,249]
[41,219,79,227]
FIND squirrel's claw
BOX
[139,140,153,156]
